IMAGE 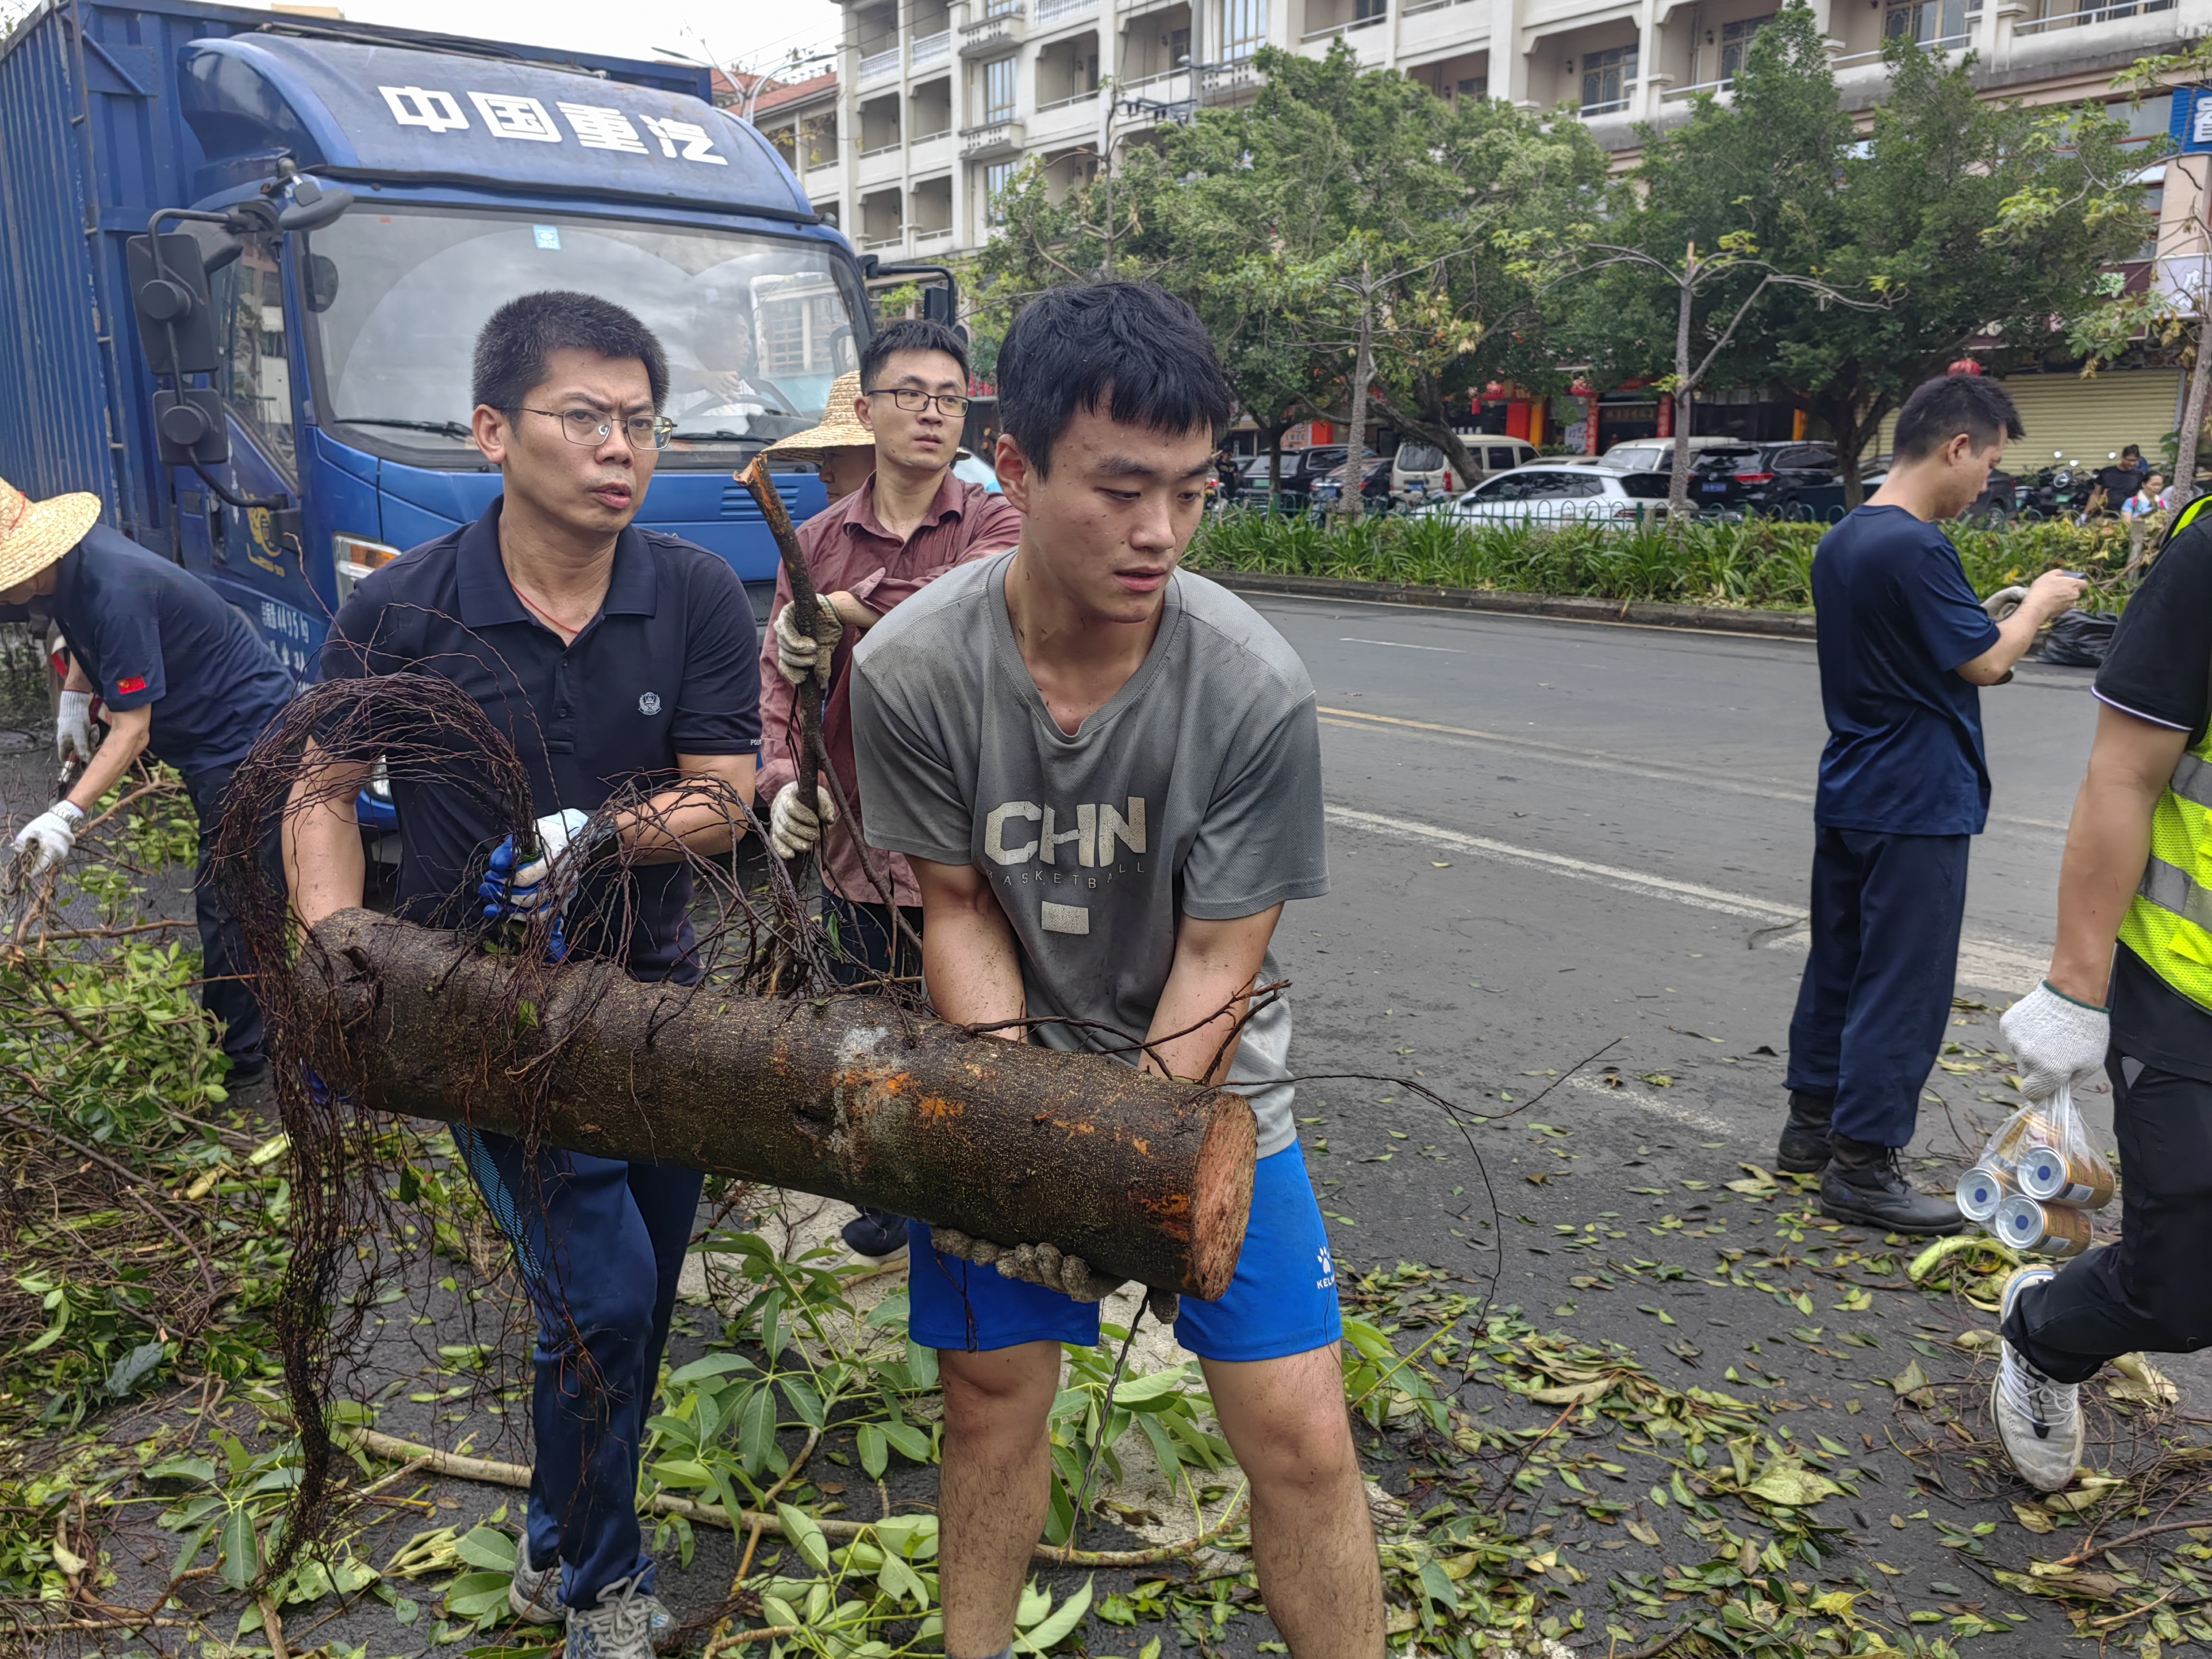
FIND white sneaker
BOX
[1992,1265,2083,1493]
[565,1575,662,1659]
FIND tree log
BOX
[297,911,1256,1298]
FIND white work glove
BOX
[773,600,842,689]
[1999,981,2110,1101]
[11,801,85,878]
[55,691,95,764]
[928,1225,1181,1323]
[768,782,836,861]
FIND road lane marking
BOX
[1323,803,2048,992]
[1316,705,2068,833]
[1325,804,1802,922]
[1339,637,1463,653]
[1563,1073,1734,1136]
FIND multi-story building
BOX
[792,0,2209,456]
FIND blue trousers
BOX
[1785,826,1970,1147]
[185,762,279,1068]
[456,1126,702,1610]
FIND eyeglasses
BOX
[518,407,677,450]
[867,388,970,418]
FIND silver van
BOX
[1392,436,1540,504]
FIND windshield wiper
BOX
[666,429,756,443]
[339,417,474,439]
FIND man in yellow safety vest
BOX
[1992,489,2212,1492]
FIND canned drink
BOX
[1993,1193,2093,1259]
[1955,1164,2011,1222]
[2015,1143,2115,1209]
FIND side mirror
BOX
[126,233,220,377]
[304,253,341,314]
[153,389,231,468]
[278,177,355,233]
[921,282,957,326]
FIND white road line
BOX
[1562,1073,1734,1136]
[1324,803,1802,923]
[1339,636,1463,653]
[1323,802,2048,992]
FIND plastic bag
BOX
[1954,1085,2113,1257]
[2039,611,2117,669]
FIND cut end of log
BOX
[1186,1092,1258,1299]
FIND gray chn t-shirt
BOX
[849,554,1328,1158]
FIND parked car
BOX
[1391,436,1541,503]
[1797,453,2019,525]
[1429,462,1676,525]
[1730,442,1839,517]
[1313,454,1395,510]
[1597,440,1766,508]
[1240,446,1347,504]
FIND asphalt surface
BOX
[7,600,2191,1656]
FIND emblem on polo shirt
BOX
[638,691,662,716]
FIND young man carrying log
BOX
[849,281,1386,1659]
[284,292,761,1659]
[754,318,1020,1265]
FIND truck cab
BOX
[157,31,863,671]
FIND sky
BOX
[222,0,845,84]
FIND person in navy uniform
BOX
[284,292,761,1659]
[2,475,296,1082]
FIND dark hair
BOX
[472,291,670,413]
[860,319,970,392]
[1892,373,2024,463]
[997,282,1231,475]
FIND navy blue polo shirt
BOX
[1811,504,2002,837]
[320,497,761,977]
[50,524,296,779]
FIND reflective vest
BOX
[2119,491,2212,1008]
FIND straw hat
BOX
[0,477,102,594]
[758,371,873,467]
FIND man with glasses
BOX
[756,317,1019,1265]
[286,290,761,1659]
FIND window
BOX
[986,0,1019,15]
[1883,0,1966,43]
[1397,444,1444,471]
[1456,75,1488,102]
[985,159,1017,224]
[767,125,798,168]
[211,247,296,479]
[1170,24,1191,62]
[2138,176,2166,262]
[760,289,851,377]
[1580,43,1637,113]
[1222,0,1266,62]
[982,55,1017,121]
[1718,14,1772,79]
[1522,471,1577,499]
[1473,474,1529,500]
[1485,445,1521,470]
[800,113,838,169]
[1353,0,1385,19]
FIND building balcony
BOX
[911,28,952,68]
[2014,0,2173,33]
[1033,0,1097,25]
[960,8,1026,55]
[859,44,902,84]
[862,231,908,251]
[914,226,956,247]
[960,118,1026,158]
[1300,10,1385,42]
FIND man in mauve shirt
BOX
[757,316,1019,1262]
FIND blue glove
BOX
[478,834,572,962]
[478,810,591,923]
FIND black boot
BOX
[1819,1134,1967,1235]
[1776,1090,1835,1174]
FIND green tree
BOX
[981,43,1608,506]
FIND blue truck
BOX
[0,0,891,695]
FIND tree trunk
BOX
[1668,268,1696,525]
[296,911,1258,1298]
[2176,318,2212,505]
[1372,385,1484,490]
[1340,271,1375,525]
[1826,392,1885,513]
[1268,434,1283,513]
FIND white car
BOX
[1428,462,1671,525]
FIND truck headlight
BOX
[334,532,401,603]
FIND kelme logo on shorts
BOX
[638,691,662,716]
[1316,1243,1336,1291]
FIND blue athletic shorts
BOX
[909,1144,1343,1363]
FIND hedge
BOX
[1184,509,2142,613]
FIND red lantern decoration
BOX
[1948,356,1984,376]
[1483,381,1508,401]
[1569,378,1595,399]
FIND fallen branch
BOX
[2053,1516,2212,1569]
[345,1429,1250,1568]
[301,911,1258,1297]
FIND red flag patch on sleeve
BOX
[114,676,146,696]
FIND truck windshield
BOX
[302,206,863,464]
